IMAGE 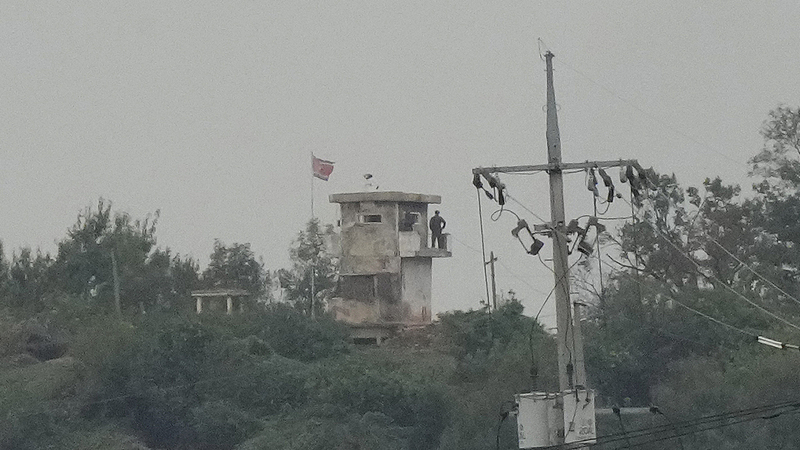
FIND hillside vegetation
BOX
[3,106,800,449]
[0,300,559,450]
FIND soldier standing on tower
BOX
[429,210,446,249]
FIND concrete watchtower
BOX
[328,191,451,343]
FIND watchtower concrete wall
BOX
[328,191,448,336]
[339,201,400,275]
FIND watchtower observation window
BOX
[399,212,420,231]
[360,214,383,223]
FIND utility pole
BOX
[473,50,638,447]
[110,251,122,317]
[543,51,578,392]
[486,251,498,310]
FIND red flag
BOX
[312,154,334,181]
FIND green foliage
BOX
[53,199,157,306]
[650,348,800,449]
[584,105,800,412]
[5,247,54,310]
[0,356,83,450]
[203,240,269,300]
[438,300,526,358]
[436,300,556,391]
[69,314,136,377]
[0,242,7,301]
[49,425,151,450]
[82,308,349,449]
[308,354,451,450]
[750,105,800,189]
[198,303,351,361]
[8,104,800,449]
[278,219,337,316]
[45,199,201,314]
[430,301,558,450]
[251,304,349,361]
[239,412,409,450]
[190,400,262,450]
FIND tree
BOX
[167,251,202,307]
[277,219,337,316]
[51,199,158,308]
[202,240,269,300]
[750,105,800,192]
[748,106,800,288]
[131,247,201,311]
[50,199,199,313]
[6,248,54,310]
[611,172,702,290]
[581,106,800,406]
[0,241,7,301]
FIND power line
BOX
[602,256,755,338]
[450,230,552,298]
[553,55,744,170]
[622,196,800,332]
[505,192,549,226]
[449,234,483,255]
[555,399,800,449]
[604,252,800,352]
[494,257,552,297]
[534,283,557,323]
[604,176,800,329]
[601,406,800,449]
[703,233,800,308]
[639,189,800,308]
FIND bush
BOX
[247,305,350,361]
[190,400,261,450]
[312,357,450,450]
[238,412,408,450]
[197,353,309,416]
[92,315,223,447]
[0,317,69,361]
[193,304,350,362]
[0,357,84,450]
[89,311,329,449]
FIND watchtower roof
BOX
[191,288,250,297]
[329,191,441,204]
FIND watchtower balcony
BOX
[399,231,452,258]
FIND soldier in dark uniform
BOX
[429,210,446,248]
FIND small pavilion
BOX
[191,288,250,314]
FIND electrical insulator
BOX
[472,173,483,189]
[511,219,545,256]
[597,168,613,187]
[587,168,599,197]
[528,238,544,256]
[596,168,615,202]
[626,165,641,198]
[632,161,648,182]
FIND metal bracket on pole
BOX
[472,159,638,176]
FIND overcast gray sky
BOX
[2,2,799,323]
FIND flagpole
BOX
[310,153,316,318]
[310,153,315,219]
[310,153,335,319]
